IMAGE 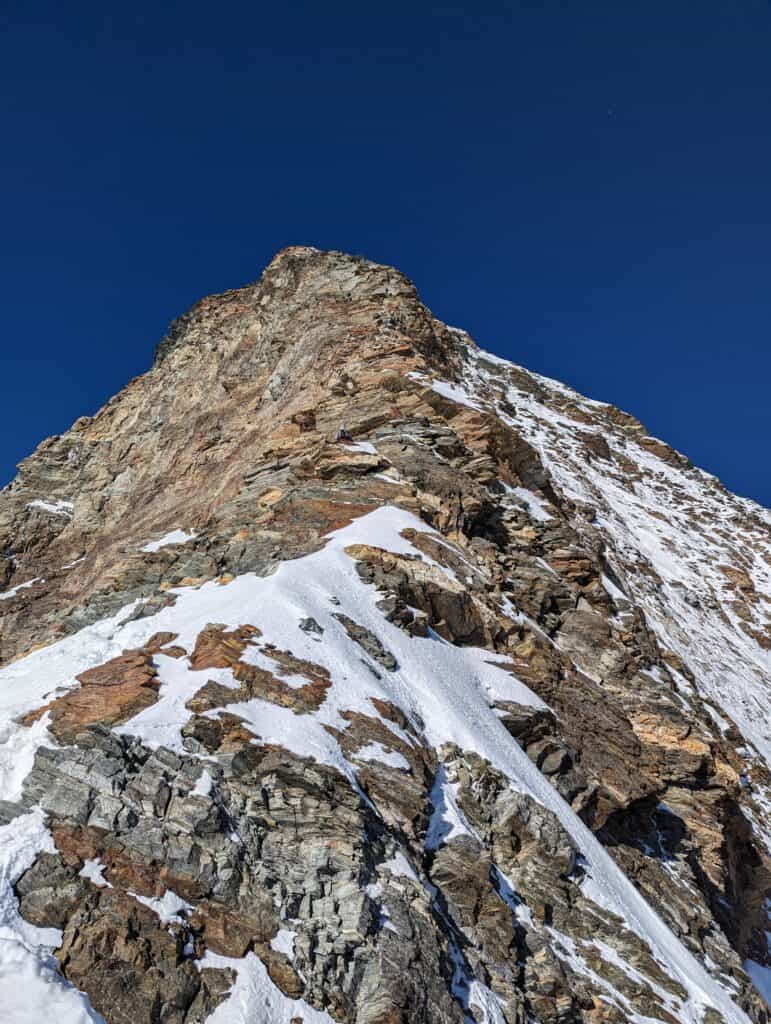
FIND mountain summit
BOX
[0,247,769,1024]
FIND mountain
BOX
[0,246,769,1024]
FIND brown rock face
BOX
[189,623,261,670]
[1,246,769,1024]
[24,647,160,743]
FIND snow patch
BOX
[744,959,771,1007]
[26,499,74,518]
[0,577,41,601]
[197,950,337,1023]
[269,929,296,959]
[426,767,480,851]
[0,715,53,803]
[353,742,411,771]
[428,378,484,412]
[141,529,197,553]
[344,440,378,455]
[508,485,553,522]
[381,851,419,883]
[192,769,214,797]
[130,888,193,925]
[79,859,111,889]
[0,811,105,1023]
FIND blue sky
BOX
[1,2,769,504]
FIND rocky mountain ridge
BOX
[0,246,769,1024]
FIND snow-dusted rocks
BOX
[0,246,768,1023]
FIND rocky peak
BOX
[0,247,472,666]
[153,245,460,373]
[0,249,769,1024]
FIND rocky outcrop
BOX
[24,645,163,742]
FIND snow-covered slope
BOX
[483,351,769,753]
[422,343,771,836]
[0,506,758,1024]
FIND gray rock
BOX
[333,613,398,671]
[299,616,324,636]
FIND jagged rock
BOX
[333,613,399,670]
[23,647,160,743]
[16,852,88,928]
[300,616,325,636]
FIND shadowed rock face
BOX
[0,246,770,1024]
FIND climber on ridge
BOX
[336,423,353,443]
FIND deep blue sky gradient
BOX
[1,2,770,504]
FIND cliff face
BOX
[0,247,769,1024]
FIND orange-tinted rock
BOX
[189,623,262,670]
[24,648,159,744]
[143,631,181,653]
[187,642,331,716]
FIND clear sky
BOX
[1,2,769,505]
